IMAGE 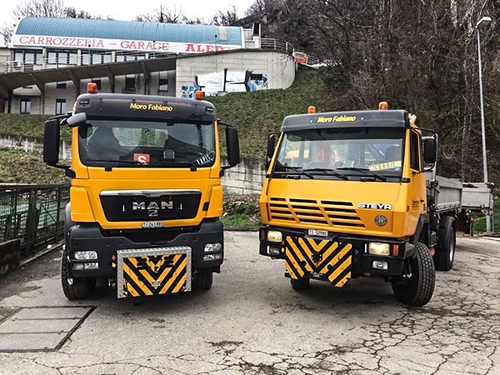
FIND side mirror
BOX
[226,127,240,167]
[67,112,87,127]
[423,137,437,164]
[267,134,276,159]
[43,119,60,166]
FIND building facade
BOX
[0,17,296,115]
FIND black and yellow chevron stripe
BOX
[285,236,352,287]
[122,254,187,297]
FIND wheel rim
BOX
[449,237,455,263]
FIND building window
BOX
[58,52,68,65]
[92,54,103,65]
[56,81,67,89]
[20,98,31,114]
[56,99,66,115]
[48,52,57,64]
[91,78,101,90]
[125,74,135,91]
[69,53,78,65]
[159,71,168,92]
[81,53,90,65]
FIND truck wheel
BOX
[193,268,213,290]
[435,219,456,271]
[391,242,435,307]
[61,248,96,300]
[291,277,310,290]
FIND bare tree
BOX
[244,0,500,182]
[136,4,184,24]
[212,6,239,26]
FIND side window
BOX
[410,131,421,171]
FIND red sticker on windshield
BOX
[134,154,150,165]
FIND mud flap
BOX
[284,236,352,287]
[117,247,192,298]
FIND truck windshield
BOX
[78,120,216,168]
[274,127,405,179]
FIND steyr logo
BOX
[358,203,392,210]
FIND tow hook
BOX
[108,278,117,289]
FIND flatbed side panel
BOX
[117,247,192,298]
[284,236,352,287]
[427,175,463,213]
[462,182,494,214]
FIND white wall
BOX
[176,50,295,98]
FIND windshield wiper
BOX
[274,161,314,179]
[337,167,387,182]
[304,168,348,180]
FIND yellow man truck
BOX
[43,84,240,299]
[259,103,480,307]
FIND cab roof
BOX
[281,110,409,131]
[75,93,216,123]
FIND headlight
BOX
[267,230,283,242]
[368,242,390,256]
[74,251,98,260]
[204,243,222,253]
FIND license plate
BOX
[308,229,328,237]
[142,221,164,228]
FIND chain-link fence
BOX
[0,184,69,258]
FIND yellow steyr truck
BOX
[44,84,240,299]
[259,103,442,307]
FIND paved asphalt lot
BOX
[0,232,499,375]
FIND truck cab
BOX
[44,85,240,299]
[259,104,438,306]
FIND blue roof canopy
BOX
[12,17,244,52]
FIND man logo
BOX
[131,201,174,211]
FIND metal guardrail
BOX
[0,184,69,257]
[260,38,294,55]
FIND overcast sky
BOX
[0,0,255,29]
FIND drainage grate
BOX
[0,306,96,352]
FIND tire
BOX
[61,247,96,300]
[291,277,310,290]
[193,268,213,290]
[391,242,435,307]
[434,219,456,271]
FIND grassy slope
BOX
[0,149,69,184]
[207,68,327,159]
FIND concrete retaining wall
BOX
[0,134,72,160]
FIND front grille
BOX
[100,192,201,222]
[268,197,365,228]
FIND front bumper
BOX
[259,225,415,279]
[66,219,224,277]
